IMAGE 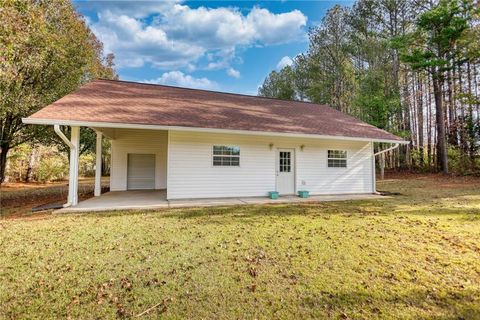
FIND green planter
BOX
[268,191,279,200]
[298,190,309,198]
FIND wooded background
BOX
[259,0,480,175]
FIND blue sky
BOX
[75,1,352,95]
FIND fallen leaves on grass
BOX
[135,298,171,318]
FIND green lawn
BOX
[1,175,479,319]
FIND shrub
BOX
[36,154,69,183]
[447,146,479,176]
[79,153,95,177]
[5,144,32,181]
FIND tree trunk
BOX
[432,72,448,174]
[380,152,385,180]
[0,114,14,184]
[466,62,475,163]
[25,147,38,182]
[411,72,418,167]
[0,145,10,183]
[427,74,433,169]
[101,155,110,177]
[402,72,411,169]
[474,63,479,128]
[447,67,456,145]
[416,72,424,166]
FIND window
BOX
[279,151,291,172]
[213,146,240,166]
[328,150,347,168]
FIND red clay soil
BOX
[1,179,108,220]
[1,191,94,220]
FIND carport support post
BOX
[94,132,102,197]
[68,126,80,206]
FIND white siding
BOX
[110,129,167,191]
[167,130,374,199]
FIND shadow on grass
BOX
[57,177,480,222]
[142,199,387,216]
[80,202,377,220]
[300,287,480,319]
[81,195,480,224]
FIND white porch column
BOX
[371,142,376,193]
[68,126,80,205]
[94,132,102,197]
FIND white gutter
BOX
[374,143,400,156]
[53,125,74,207]
[54,125,74,149]
[372,142,401,193]
[24,118,409,145]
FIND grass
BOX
[1,174,479,319]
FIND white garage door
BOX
[127,154,155,190]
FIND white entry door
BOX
[127,154,155,190]
[276,149,295,195]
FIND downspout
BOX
[54,125,74,149]
[54,125,74,207]
[374,143,400,156]
[372,143,400,193]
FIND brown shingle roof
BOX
[27,79,404,142]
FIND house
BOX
[23,79,407,207]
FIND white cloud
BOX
[91,10,204,68]
[205,61,228,70]
[144,71,218,90]
[83,1,181,19]
[247,8,307,45]
[186,63,196,72]
[227,68,241,78]
[161,5,307,47]
[87,2,307,70]
[204,48,237,71]
[276,56,293,70]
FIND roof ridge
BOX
[95,78,329,108]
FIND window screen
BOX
[327,150,347,168]
[213,146,240,166]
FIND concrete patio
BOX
[56,190,385,213]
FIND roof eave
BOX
[22,117,409,145]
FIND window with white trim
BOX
[327,150,347,168]
[213,146,240,166]
[279,151,292,172]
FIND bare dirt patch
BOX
[1,178,109,219]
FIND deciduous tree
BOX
[0,0,117,182]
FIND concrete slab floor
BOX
[57,190,168,213]
[57,190,385,213]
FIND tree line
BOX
[0,0,117,183]
[259,0,480,175]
